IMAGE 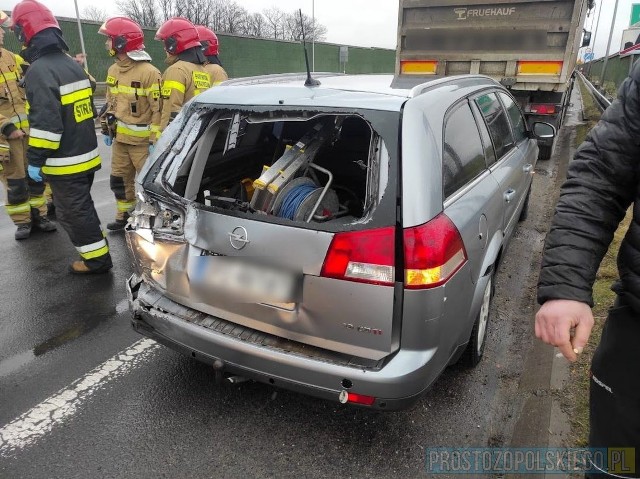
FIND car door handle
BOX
[504,189,516,203]
[523,164,534,174]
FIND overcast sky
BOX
[0,0,401,49]
[0,0,636,59]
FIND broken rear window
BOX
[149,107,400,230]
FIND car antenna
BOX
[299,9,320,87]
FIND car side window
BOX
[443,100,487,198]
[498,92,528,143]
[470,101,497,167]
[474,92,514,159]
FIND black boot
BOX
[47,202,56,219]
[32,211,57,232]
[69,260,113,275]
[15,223,32,240]
[107,213,130,231]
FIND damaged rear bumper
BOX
[127,274,440,411]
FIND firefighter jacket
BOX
[203,62,228,86]
[0,48,29,136]
[105,57,162,145]
[24,50,101,178]
[159,52,211,131]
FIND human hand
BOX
[148,143,154,154]
[27,164,42,182]
[8,129,25,140]
[535,299,594,362]
[103,135,113,146]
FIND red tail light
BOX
[529,103,557,115]
[320,226,395,286]
[403,214,467,289]
[344,392,376,406]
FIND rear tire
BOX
[464,273,493,367]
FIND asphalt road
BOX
[0,124,572,479]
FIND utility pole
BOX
[73,0,88,71]
[587,0,604,77]
[600,0,620,87]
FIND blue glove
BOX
[148,143,154,154]
[28,165,42,182]
[103,135,113,146]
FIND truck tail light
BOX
[400,60,438,75]
[517,61,563,76]
[529,103,557,115]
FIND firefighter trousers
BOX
[110,141,149,221]
[49,173,112,270]
[0,135,47,225]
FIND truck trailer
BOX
[395,0,594,159]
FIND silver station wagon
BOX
[126,73,553,410]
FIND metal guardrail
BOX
[576,71,612,112]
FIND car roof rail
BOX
[392,74,499,98]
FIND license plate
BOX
[189,255,298,304]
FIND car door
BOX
[497,90,537,215]
[441,99,501,286]
[472,91,523,239]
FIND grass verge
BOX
[560,78,631,447]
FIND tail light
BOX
[400,60,438,75]
[528,103,557,115]
[517,61,563,76]
[320,214,466,289]
[320,226,395,286]
[339,391,376,406]
[403,213,467,289]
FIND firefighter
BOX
[155,17,211,131]
[98,17,161,231]
[0,10,56,239]
[11,0,112,274]
[195,25,228,86]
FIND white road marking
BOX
[0,338,160,457]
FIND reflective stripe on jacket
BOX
[159,60,210,131]
[24,52,101,177]
[104,58,162,145]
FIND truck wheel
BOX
[538,144,553,161]
[464,273,493,367]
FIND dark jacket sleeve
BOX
[25,64,63,168]
[537,65,640,306]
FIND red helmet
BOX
[10,0,59,45]
[99,17,145,53]
[155,18,200,55]
[195,25,219,56]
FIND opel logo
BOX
[229,226,250,250]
